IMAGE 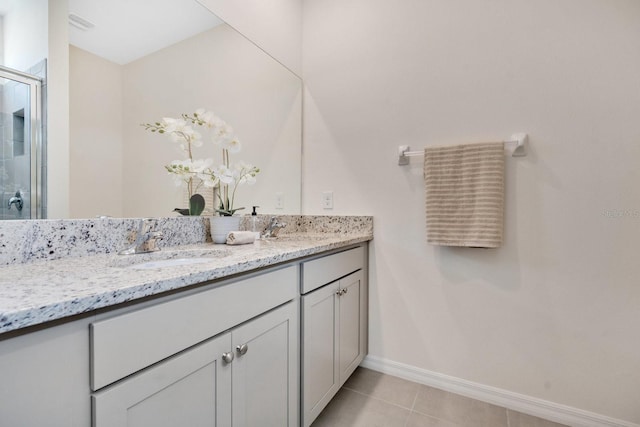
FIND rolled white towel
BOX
[226,231,257,245]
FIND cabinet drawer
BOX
[92,332,232,427]
[301,246,364,294]
[91,265,297,391]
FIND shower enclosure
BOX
[0,63,45,219]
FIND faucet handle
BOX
[138,218,157,234]
[261,216,287,238]
[119,219,162,255]
[7,191,24,211]
[140,230,163,253]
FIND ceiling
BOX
[0,0,16,16]
[68,0,223,65]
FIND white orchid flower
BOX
[191,158,213,173]
[210,115,226,128]
[240,173,256,185]
[194,109,216,128]
[201,174,219,188]
[222,138,242,153]
[170,126,198,141]
[235,161,249,172]
[212,121,234,144]
[213,164,235,185]
[162,118,189,134]
[143,110,260,216]
[161,117,178,132]
[235,161,258,185]
[189,131,203,147]
[165,160,193,185]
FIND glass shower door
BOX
[0,66,42,219]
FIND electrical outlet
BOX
[322,191,333,209]
[275,192,284,209]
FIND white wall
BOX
[47,0,69,218]
[69,46,123,218]
[302,0,640,424]
[197,0,302,76]
[2,0,47,71]
[0,17,5,65]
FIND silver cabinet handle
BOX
[343,288,348,295]
[336,290,343,296]
[236,343,249,356]
[222,352,234,364]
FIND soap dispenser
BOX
[251,206,260,240]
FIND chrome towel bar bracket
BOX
[398,133,528,165]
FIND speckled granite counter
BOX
[0,215,372,335]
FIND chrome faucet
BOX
[118,218,164,255]
[262,216,287,238]
[7,191,23,211]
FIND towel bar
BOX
[398,133,528,165]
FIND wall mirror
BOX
[0,0,47,220]
[68,0,302,219]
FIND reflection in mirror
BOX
[68,0,302,219]
[0,0,48,220]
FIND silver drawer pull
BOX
[236,344,249,356]
[222,352,234,364]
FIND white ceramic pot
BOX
[210,215,241,244]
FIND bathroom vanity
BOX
[92,265,299,426]
[301,245,367,426]
[0,216,371,427]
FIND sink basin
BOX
[261,234,324,243]
[127,257,215,270]
[107,248,232,269]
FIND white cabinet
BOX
[232,301,299,427]
[301,245,368,427]
[93,300,298,427]
[91,266,298,427]
[90,266,297,391]
[302,280,340,422]
[0,319,92,427]
[337,271,366,382]
[92,332,232,427]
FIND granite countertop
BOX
[0,232,371,335]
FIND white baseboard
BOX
[361,355,639,427]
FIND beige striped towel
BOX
[424,142,504,248]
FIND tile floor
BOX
[311,367,569,427]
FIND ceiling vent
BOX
[68,13,95,31]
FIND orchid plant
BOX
[142,109,260,216]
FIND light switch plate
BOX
[322,191,333,209]
[275,192,284,209]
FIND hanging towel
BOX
[424,142,504,248]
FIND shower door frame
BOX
[0,65,43,219]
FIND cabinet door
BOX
[231,301,298,427]
[302,281,340,427]
[338,270,366,385]
[92,332,232,427]
[0,317,92,427]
